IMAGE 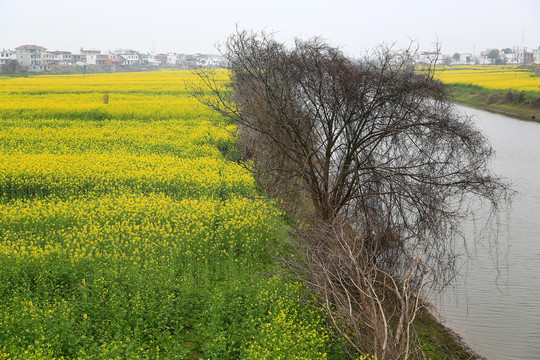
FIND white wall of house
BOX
[478,55,491,65]
[126,54,139,64]
[121,54,138,65]
[426,53,447,65]
[534,48,540,64]
[112,50,139,65]
[451,53,474,65]
[80,49,101,65]
[504,52,518,64]
[15,45,47,72]
[147,53,160,66]
[167,53,185,65]
[86,54,98,65]
[0,50,16,65]
[51,52,72,64]
[459,53,473,64]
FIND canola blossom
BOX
[435,65,540,95]
[0,119,237,157]
[0,70,348,359]
[0,153,256,200]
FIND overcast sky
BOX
[2,0,539,56]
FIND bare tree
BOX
[193,29,511,359]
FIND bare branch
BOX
[193,29,513,358]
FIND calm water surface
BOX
[439,106,540,360]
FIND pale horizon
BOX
[2,0,539,57]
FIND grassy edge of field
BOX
[414,309,485,360]
[447,84,540,122]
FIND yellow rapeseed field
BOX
[436,65,540,94]
[0,70,349,359]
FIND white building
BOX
[80,48,101,65]
[504,47,534,65]
[113,49,140,65]
[95,53,112,65]
[413,52,445,65]
[194,55,227,67]
[0,49,16,65]
[453,53,473,65]
[534,47,540,65]
[15,45,47,72]
[146,53,161,66]
[478,49,504,65]
[502,52,517,65]
[167,53,185,65]
[209,55,227,67]
[146,53,169,66]
[517,49,534,64]
[50,51,72,65]
[478,52,492,65]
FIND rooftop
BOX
[16,45,47,50]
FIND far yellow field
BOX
[0,70,229,120]
[436,65,540,94]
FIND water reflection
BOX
[439,106,540,360]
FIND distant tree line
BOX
[0,60,26,75]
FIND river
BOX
[438,106,540,360]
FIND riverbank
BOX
[449,88,540,122]
[433,64,540,122]
[416,310,486,360]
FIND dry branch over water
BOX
[194,29,512,359]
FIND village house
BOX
[7,41,538,72]
[453,53,474,65]
[207,55,228,67]
[494,47,535,65]
[42,51,53,69]
[534,47,540,65]
[167,53,185,66]
[196,56,212,67]
[0,49,16,66]
[15,45,48,72]
[182,54,198,68]
[138,53,149,65]
[192,54,227,67]
[49,51,72,65]
[69,53,82,64]
[516,48,534,64]
[502,52,516,65]
[143,53,159,66]
[156,54,168,66]
[413,52,447,65]
[95,53,109,65]
[112,49,140,65]
[80,48,101,65]
[478,51,492,65]
[95,53,122,69]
